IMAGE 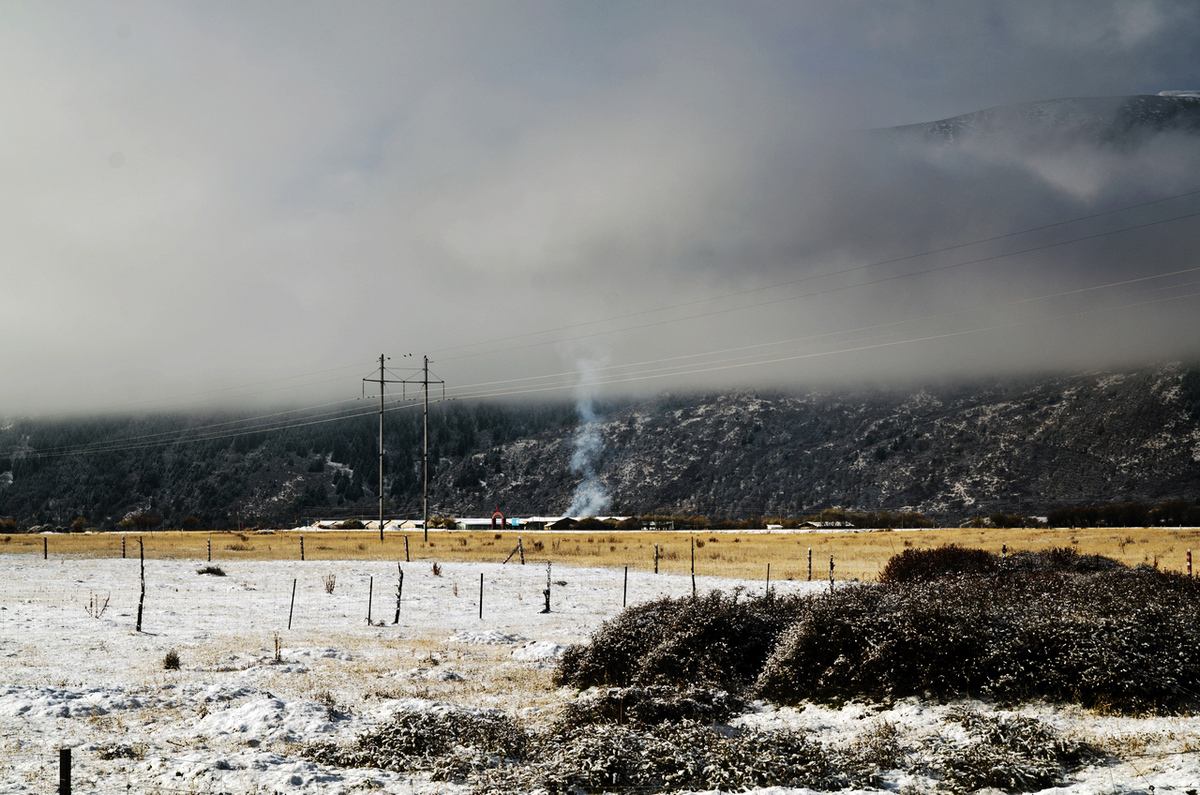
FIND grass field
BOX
[4,526,1200,581]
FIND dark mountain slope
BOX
[2,365,1197,527]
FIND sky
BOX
[3,0,1200,415]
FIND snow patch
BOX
[449,629,528,645]
[0,685,149,719]
[511,640,567,661]
[194,696,340,742]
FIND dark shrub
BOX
[307,706,528,782]
[879,544,999,582]
[556,591,808,692]
[508,721,846,794]
[163,649,181,670]
[339,519,365,530]
[933,709,1095,793]
[555,685,743,727]
[196,565,226,576]
[1002,546,1125,574]
[881,545,1127,584]
[757,567,1200,713]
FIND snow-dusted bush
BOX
[881,545,1126,583]
[555,685,742,727]
[757,567,1200,713]
[931,709,1094,793]
[879,544,999,582]
[306,706,528,781]
[94,742,146,761]
[1002,546,1126,574]
[310,698,1094,793]
[491,721,847,794]
[555,591,807,691]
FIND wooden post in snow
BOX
[58,747,71,795]
[393,565,404,624]
[300,536,305,561]
[207,535,212,562]
[690,537,696,599]
[404,535,410,563]
[622,566,628,608]
[518,537,525,565]
[541,561,551,614]
[766,562,771,599]
[828,555,834,592]
[366,576,373,625]
[654,544,659,574]
[135,537,145,632]
[807,547,812,581]
[43,537,47,560]
[121,535,126,559]
[478,572,484,620]
[287,578,297,630]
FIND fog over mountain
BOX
[3,2,1200,415]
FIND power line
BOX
[362,354,420,541]
[0,395,370,458]
[431,187,1200,358]
[378,356,446,542]
[14,400,422,461]
[439,207,1200,362]
[9,267,1198,462]
[435,288,1200,404]
[104,361,365,411]
[438,263,1200,397]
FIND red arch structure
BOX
[491,508,506,530]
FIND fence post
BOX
[623,566,628,608]
[766,562,771,598]
[478,572,484,620]
[207,535,212,563]
[1189,549,1193,577]
[1002,543,1008,559]
[690,537,696,599]
[518,537,525,565]
[43,537,47,560]
[58,747,71,795]
[541,562,551,613]
[366,576,374,625]
[404,535,410,563]
[393,565,404,624]
[654,544,659,575]
[136,538,145,632]
[121,535,126,559]
[807,547,812,581]
[287,578,297,630]
[300,536,305,561]
[828,555,834,592]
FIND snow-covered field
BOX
[1,556,1199,793]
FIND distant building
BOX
[799,520,855,529]
[451,517,498,531]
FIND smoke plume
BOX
[567,359,610,517]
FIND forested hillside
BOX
[2,364,1199,528]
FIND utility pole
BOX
[421,356,443,543]
[397,356,444,543]
[362,355,408,542]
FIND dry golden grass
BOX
[4,526,1200,581]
